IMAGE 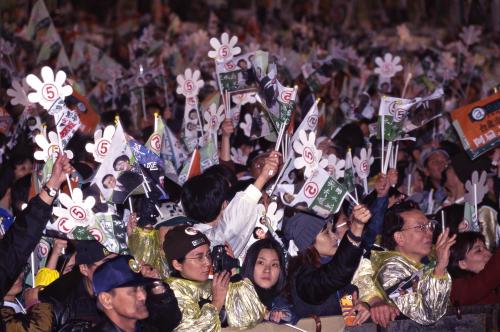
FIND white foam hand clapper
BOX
[239,113,252,137]
[265,201,284,231]
[374,53,403,78]
[326,154,346,180]
[459,26,482,46]
[232,92,257,105]
[176,68,204,98]
[52,188,96,234]
[203,103,225,134]
[353,147,374,179]
[6,79,31,107]
[207,32,241,63]
[464,170,488,205]
[34,131,73,162]
[26,66,73,111]
[85,125,116,163]
[230,147,248,165]
[293,130,327,178]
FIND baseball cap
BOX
[163,225,210,266]
[75,240,112,265]
[153,202,193,229]
[92,255,155,295]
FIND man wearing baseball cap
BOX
[91,255,181,332]
[39,240,117,330]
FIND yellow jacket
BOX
[371,251,451,325]
[167,277,265,332]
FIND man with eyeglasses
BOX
[371,202,456,325]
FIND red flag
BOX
[187,148,201,179]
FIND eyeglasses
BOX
[185,252,212,263]
[400,221,436,233]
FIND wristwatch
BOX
[42,185,58,198]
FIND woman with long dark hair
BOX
[241,238,297,324]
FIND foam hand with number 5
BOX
[293,130,327,178]
[26,66,73,110]
[353,147,374,179]
[85,125,116,163]
[51,188,96,235]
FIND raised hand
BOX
[46,153,72,189]
[434,228,457,277]
[255,151,282,190]
[352,204,372,225]
[220,118,234,138]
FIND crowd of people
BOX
[0,0,499,331]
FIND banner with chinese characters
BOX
[282,168,348,218]
[450,92,500,160]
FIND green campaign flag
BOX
[343,148,356,194]
[377,96,413,141]
[283,168,348,218]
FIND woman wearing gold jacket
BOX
[163,224,265,332]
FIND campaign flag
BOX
[379,88,445,139]
[161,124,188,171]
[450,91,500,159]
[50,98,81,148]
[378,96,413,141]
[146,117,164,157]
[178,148,201,184]
[128,139,168,201]
[216,52,257,93]
[36,22,63,64]
[92,121,142,203]
[273,82,297,129]
[25,0,51,39]
[282,168,348,218]
[302,62,331,93]
[70,39,101,69]
[199,134,219,172]
[55,47,72,73]
[343,148,356,194]
[291,99,319,145]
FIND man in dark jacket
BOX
[0,154,71,332]
[0,154,71,298]
[39,240,117,331]
[90,255,181,332]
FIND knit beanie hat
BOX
[163,225,210,266]
[283,213,327,252]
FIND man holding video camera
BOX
[163,224,265,332]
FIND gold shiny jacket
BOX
[351,257,384,304]
[371,251,451,325]
[128,227,170,278]
[167,277,265,332]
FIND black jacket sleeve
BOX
[0,195,52,297]
[294,235,363,305]
[144,282,182,332]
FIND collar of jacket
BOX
[370,250,425,273]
